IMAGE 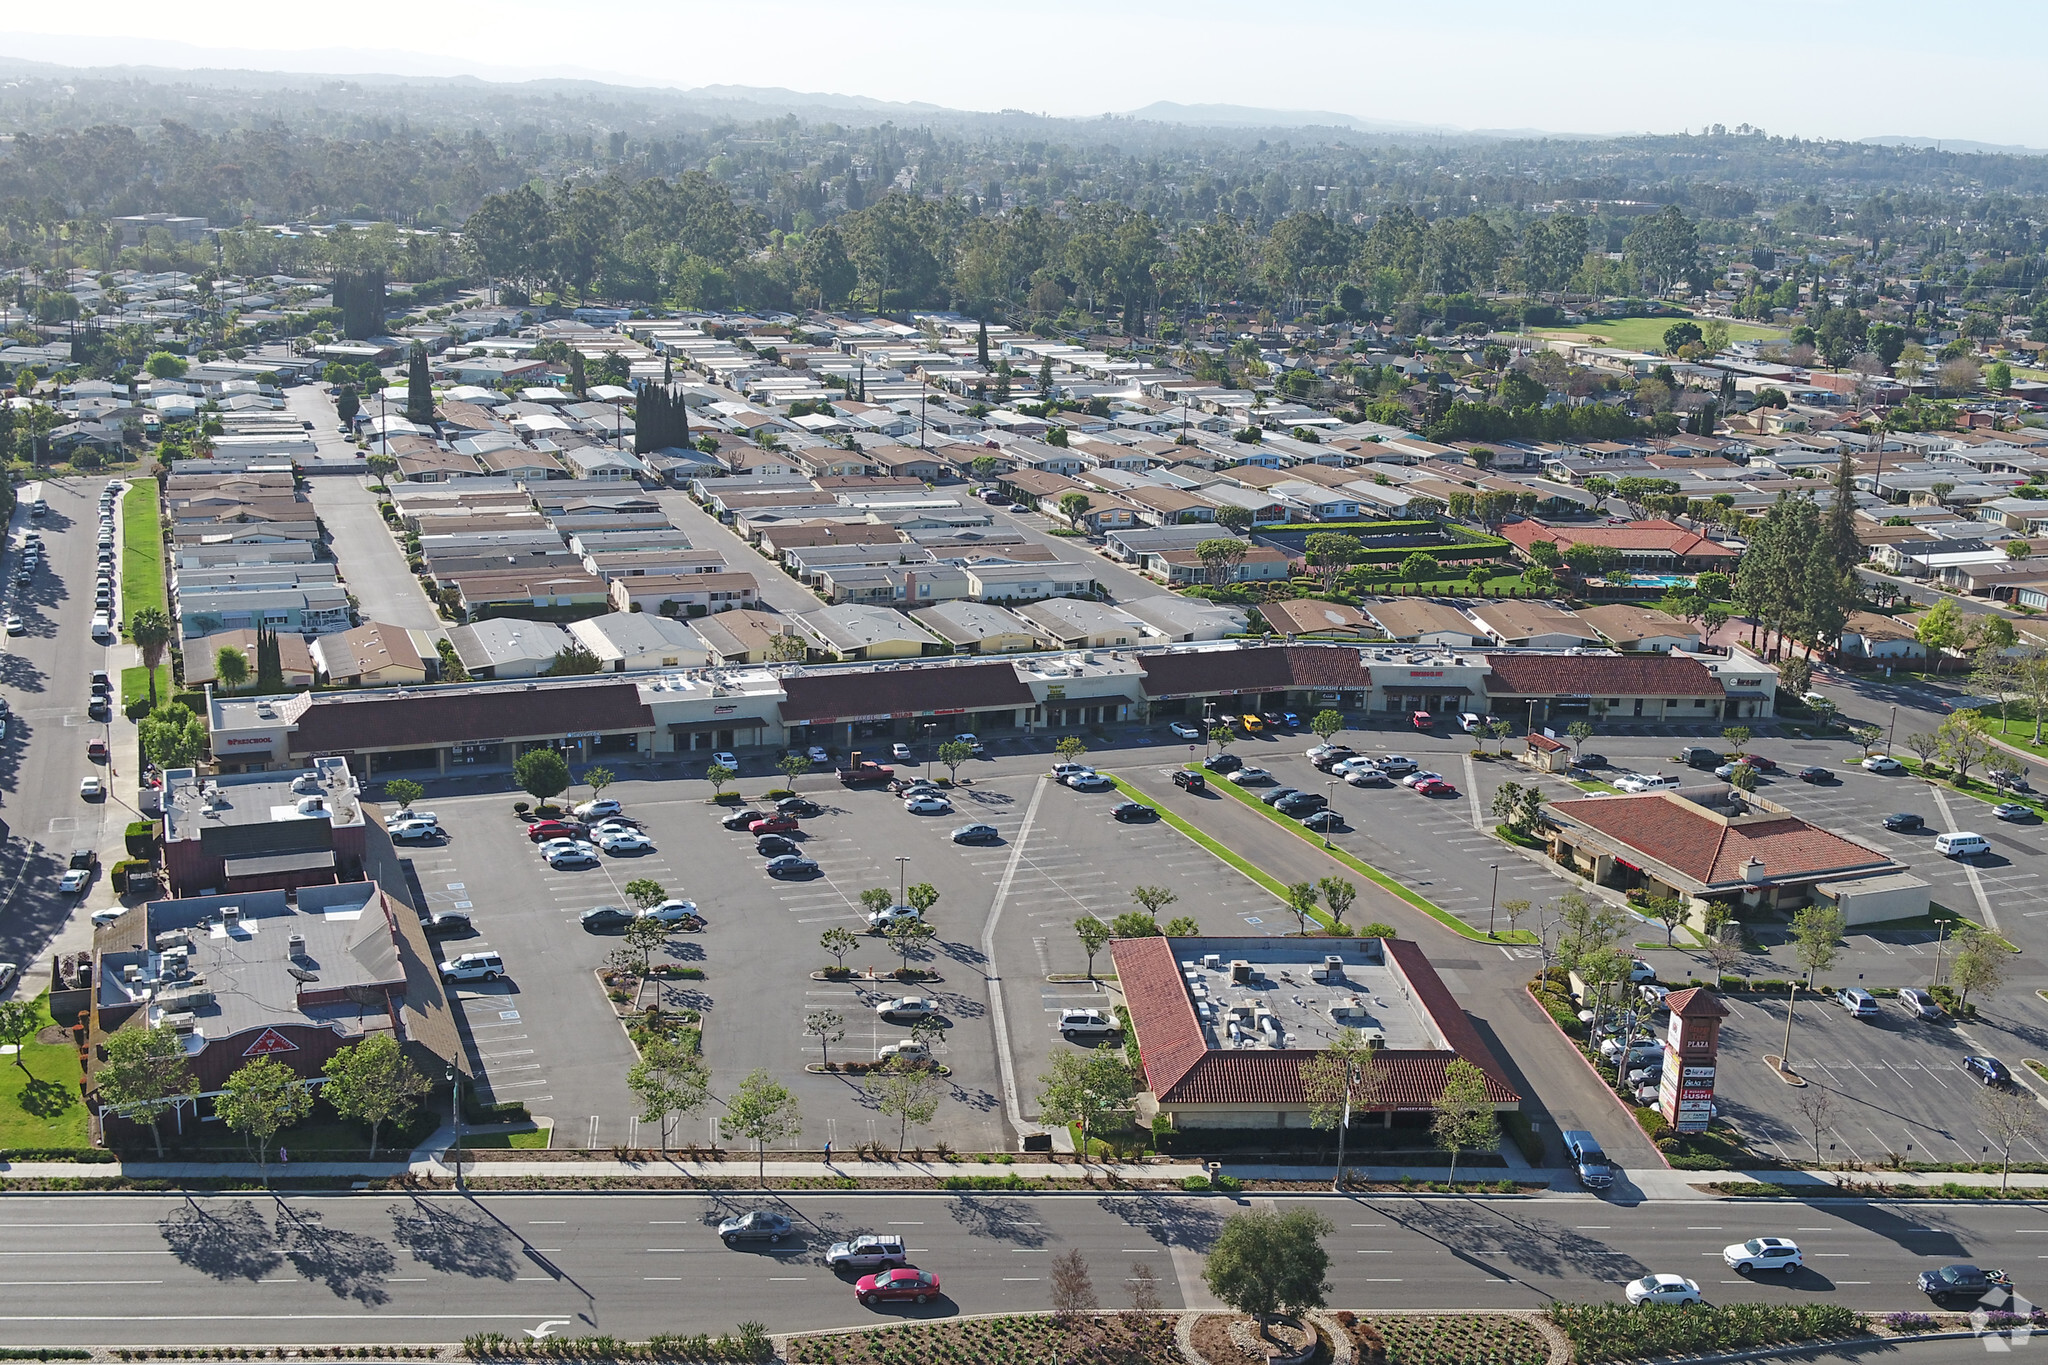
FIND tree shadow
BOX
[389,1197,519,1280]
[965,791,1015,808]
[1377,1197,1647,1286]
[945,1194,1046,1247]
[277,1204,394,1305]
[18,1075,75,1117]
[1095,1194,1223,1250]
[946,1084,999,1114]
[666,940,706,962]
[938,941,988,967]
[158,1199,283,1281]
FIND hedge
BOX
[1547,1302,1867,1364]
[124,821,158,860]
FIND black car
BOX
[777,798,823,818]
[1202,752,1243,773]
[1576,752,1608,769]
[87,698,111,722]
[1797,766,1833,784]
[1110,801,1157,823]
[1918,1263,2012,1303]
[1259,787,1302,806]
[1882,812,1925,832]
[722,808,766,830]
[426,911,474,936]
[1301,809,1344,832]
[1172,769,1207,792]
[1277,793,1328,817]
[1964,1055,2015,1088]
[580,905,635,932]
[756,834,798,857]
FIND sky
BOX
[2,0,2044,148]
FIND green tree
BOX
[1722,726,1752,754]
[1111,910,1162,938]
[545,642,605,676]
[804,1009,845,1069]
[1916,598,1968,675]
[1131,885,1179,919]
[1163,915,1202,936]
[626,1037,709,1154]
[936,740,974,782]
[404,341,434,425]
[0,1001,36,1075]
[868,1056,941,1152]
[214,646,249,691]
[1317,876,1358,929]
[145,351,188,379]
[129,608,173,710]
[1058,490,1093,527]
[1075,916,1113,979]
[705,763,737,796]
[321,1034,431,1159]
[1301,1028,1386,1189]
[723,1068,802,1185]
[1399,551,1441,584]
[1304,533,1361,592]
[905,883,940,916]
[383,778,425,813]
[1789,904,1845,988]
[1311,710,1345,745]
[820,926,858,971]
[1054,735,1089,764]
[1284,881,1320,935]
[1195,537,1249,586]
[1649,895,1690,947]
[776,753,813,792]
[622,915,670,975]
[1202,1207,1333,1339]
[97,1024,196,1158]
[623,878,667,911]
[1662,321,1703,354]
[1936,709,1995,786]
[215,1055,314,1183]
[139,703,208,771]
[1566,720,1594,756]
[1949,929,2006,1010]
[1432,1057,1499,1186]
[885,916,935,972]
[583,766,615,803]
[1037,1045,1137,1158]
[513,748,571,804]
[1849,725,1884,757]
[1214,505,1256,535]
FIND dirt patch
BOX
[1192,1312,1315,1364]
[35,1026,70,1047]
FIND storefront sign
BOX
[222,736,274,747]
[1408,670,1443,678]
[713,704,738,715]
[1682,1066,1716,1082]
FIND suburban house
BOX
[1262,599,1374,638]
[1363,599,1491,648]
[309,622,429,688]
[1464,601,1601,650]
[909,600,1043,654]
[183,628,318,689]
[608,572,760,617]
[1149,545,1292,586]
[1575,604,1704,653]
[1499,518,1742,572]
[795,604,945,661]
[1014,599,1158,649]
[567,612,715,671]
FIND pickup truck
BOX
[837,759,897,786]
[1918,1264,2013,1303]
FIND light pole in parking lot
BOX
[924,722,936,783]
[896,855,909,906]
[1487,863,1500,938]
[1324,777,1337,847]
[1887,704,1898,758]
[445,1064,465,1192]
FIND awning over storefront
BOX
[224,850,337,878]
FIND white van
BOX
[1935,831,1990,859]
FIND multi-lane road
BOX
[0,1190,2034,1344]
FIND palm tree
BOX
[129,608,172,710]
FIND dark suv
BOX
[1172,770,1206,792]
[1276,792,1328,816]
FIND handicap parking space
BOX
[1711,990,2048,1167]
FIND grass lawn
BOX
[461,1126,551,1150]
[0,994,89,1149]
[123,1105,440,1161]
[120,663,173,711]
[120,481,167,624]
[1531,317,1789,351]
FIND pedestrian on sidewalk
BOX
[823,1139,832,1166]
[279,1147,289,1168]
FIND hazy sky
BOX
[3,0,2042,147]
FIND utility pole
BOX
[1488,864,1500,938]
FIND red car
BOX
[1410,710,1434,731]
[855,1266,941,1306]
[527,819,589,842]
[1413,778,1458,797]
[87,739,108,761]
[1738,755,1778,773]
[748,814,799,835]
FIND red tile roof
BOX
[1485,651,1722,698]
[1138,644,1376,699]
[1500,518,1739,560]
[1110,936,1518,1110]
[1548,792,1893,887]
[1665,986,1729,1019]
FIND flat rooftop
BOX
[1165,936,1448,1053]
[97,882,408,1047]
[161,755,362,845]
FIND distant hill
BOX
[1121,101,1587,140]
[1861,135,2048,157]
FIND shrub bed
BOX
[784,1313,1176,1365]
[464,1327,768,1361]
[1546,1302,1866,1363]
[1337,1311,1548,1365]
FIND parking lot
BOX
[1710,987,2048,1168]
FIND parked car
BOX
[1346,767,1391,787]
[1302,809,1345,832]
[866,905,921,930]
[1168,721,1203,740]
[1861,755,1905,774]
[1412,778,1458,798]
[1202,753,1243,774]
[710,751,739,770]
[573,799,622,820]
[2,617,22,637]
[579,905,635,932]
[1796,766,1834,784]
[892,743,915,761]
[1410,710,1434,731]
[718,1210,792,1246]
[1172,770,1207,792]
[79,776,103,800]
[826,1235,907,1272]
[1060,1008,1119,1038]
[641,898,701,924]
[1399,770,1444,788]
[805,746,831,764]
[599,829,654,854]
[767,855,821,878]
[390,821,443,845]
[876,1040,931,1064]
[904,794,954,814]
[1614,773,1680,793]
[721,808,767,831]
[1899,987,1944,1021]
[527,820,589,842]
[1066,772,1113,792]
[777,798,822,818]
[1835,987,1880,1018]
[950,823,1000,844]
[1238,714,1264,733]
[1882,812,1925,832]
[58,868,89,894]
[1259,787,1301,806]
[90,907,125,928]
[1964,1055,2015,1087]
[748,815,799,835]
[1994,802,2036,823]
[877,997,936,1021]
[1311,741,1360,763]
[426,911,474,936]
[1110,801,1157,823]
[1276,792,1327,816]
[1626,1274,1702,1306]
[855,1267,940,1306]
[1227,766,1273,785]
[756,835,797,857]
[439,951,504,983]
[1562,1129,1614,1190]
[1050,762,1093,782]
[545,843,601,869]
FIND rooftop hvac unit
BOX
[1202,953,1222,971]
[287,934,306,960]
[1230,959,1251,984]
[221,906,242,928]
[164,1012,197,1034]
[161,947,190,975]
[123,964,142,984]
[153,932,190,952]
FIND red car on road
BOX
[1413,777,1459,797]
[855,1267,941,1306]
[748,815,799,835]
[527,819,589,842]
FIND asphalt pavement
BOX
[0,1188,2037,1345]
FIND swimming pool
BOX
[1629,573,1697,588]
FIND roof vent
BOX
[287,933,307,960]
[221,906,242,928]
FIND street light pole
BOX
[1324,776,1336,848]
[924,722,936,783]
[1488,863,1500,938]
[896,855,909,906]
[445,1065,464,1192]
[1887,704,1898,758]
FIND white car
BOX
[1169,722,1203,740]
[876,1040,932,1063]
[90,612,113,639]
[79,776,103,799]
[544,842,601,869]
[2,616,21,636]
[58,868,90,893]
[640,898,700,923]
[710,751,739,770]
[389,820,442,844]
[573,798,622,820]
[866,905,922,931]
[892,742,915,761]
[1614,773,1680,793]
[90,908,125,928]
[598,829,654,853]
[1345,767,1391,787]
[1060,1008,1119,1037]
[536,837,588,857]
[439,951,504,983]
[1399,770,1444,788]
[806,745,831,764]
[1227,766,1272,785]
[1861,754,1904,774]
[1067,772,1113,791]
[1625,1273,1702,1306]
[0,963,16,994]
[1722,1237,1802,1273]
[904,794,953,815]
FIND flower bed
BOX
[1338,1311,1547,1365]
[1545,1302,1866,1363]
[785,1313,1177,1365]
